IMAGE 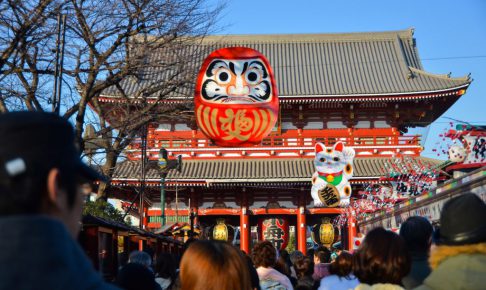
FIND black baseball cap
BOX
[0,111,107,182]
[438,193,486,245]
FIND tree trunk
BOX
[96,149,118,199]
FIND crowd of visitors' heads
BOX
[353,227,411,286]
[180,240,252,290]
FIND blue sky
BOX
[213,0,486,159]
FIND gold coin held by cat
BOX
[318,184,340,207]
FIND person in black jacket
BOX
[0,111,118,290]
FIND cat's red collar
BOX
[317,170,343,177]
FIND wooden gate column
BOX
[240,189,250,254]
[297,196,307,253]
[347,215,357,251]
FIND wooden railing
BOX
[130,128,420,149]
[125,128,422,159]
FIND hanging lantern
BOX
[259,218,289,250]
[212,219,229,241]
[194,47,279,147]
[311,218,336,247]
[210,219,235,242]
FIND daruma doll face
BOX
[194,47,279,147]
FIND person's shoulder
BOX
[412,285,431,290]
[93,282,122,290]
[355,283,404,290]
[321,274,339,281]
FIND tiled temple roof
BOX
[111,156,441,184]
[101,28,470,99]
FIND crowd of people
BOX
[112,192,486,290]
[111,193,486,290]
[0,111,485,290]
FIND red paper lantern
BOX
[194,47,279,147]
[259,218,289,251]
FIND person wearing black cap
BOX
[414,193,486,290]
[399,216,433,289]
[0,111,119,290]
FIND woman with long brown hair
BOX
[180,240,253,290]
[353,227,411,290]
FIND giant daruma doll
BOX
[194,47,279,147]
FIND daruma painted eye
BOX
[245,69,261,85]
[194,47,279,147]
[216,69,231,84]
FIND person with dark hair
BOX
[116,263,161,290]
[289,250,305,279]
[129,250,153,269]
[180,240,253,290]
[399,216,433,289]
[294,256,316,289]
[295,286,312,290]
[252,240,294,290]
[154,254,177,290]
[353,227,411,289]
[118,252,129,271]
[275,254,292,277]
[415,193,486,290]
[280,249,293,271]
[0,112,118,290]
[243,252,262,290]
[318,251,359,290]
[312,246,331,281]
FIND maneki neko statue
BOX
[311,141,355,207]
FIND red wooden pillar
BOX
[138,239,143,251]
[240,189,250,254]
[297,205,307,253]
[143,206,148,229]
[190,189,198,237]
[347,215,357,252]
[240,207,250,254]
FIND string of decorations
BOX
[333,155,441,228]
